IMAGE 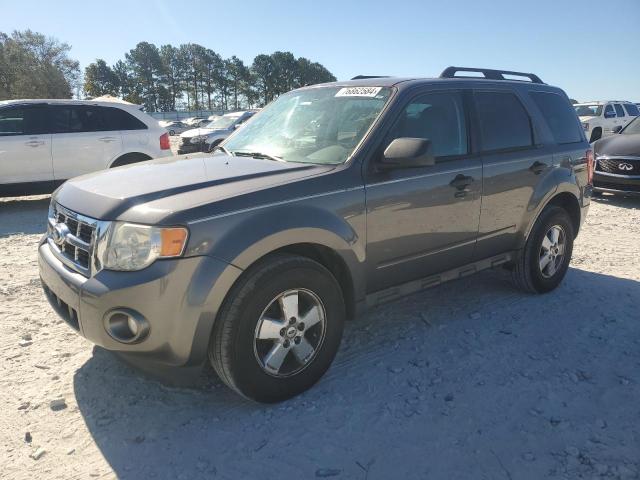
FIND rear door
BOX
[613,103,627,131]
[0,104,52,187]
[50,105,123,180]
[473,89,552,260]
[365,89,482,293]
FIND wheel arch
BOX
[109,152,153,168]
[524,188,582,243]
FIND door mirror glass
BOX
[380,137,435,169]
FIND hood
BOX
[578,115,597,122]
[180,126,231,138]
[54,153,333,224]
[594,133,640,157]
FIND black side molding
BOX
[440,66,544,84]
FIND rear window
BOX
[530,92,582,144]
[50,105,147,133]
[623,103,639,116]
[474,91,533,152]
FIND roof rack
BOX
[440,67,544,84]
[350,75,390,80]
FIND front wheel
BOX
[512,206,575,293]
[209,254,345,403]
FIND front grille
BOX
[48,204,98,276]
[596,158,640,175]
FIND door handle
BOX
[449,174,474,190]
[98,136,117,143]
[529,161,547,174]
[24,140,45,147]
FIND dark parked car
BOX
[592,116,640,196]
[39,67,592,402]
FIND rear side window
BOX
[529,92,582,144]
[0,105,48,136]
[51,105,108,133]
[614,104,626,117]
[474,91,533,152]
[623,104,639,116]
[105,107,147,131]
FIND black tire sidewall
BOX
[527,208,574,293]
[222,260,345,403]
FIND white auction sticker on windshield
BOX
[335,87,382,97]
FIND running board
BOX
[365,252,514,308]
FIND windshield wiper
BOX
[213,145,234,156]
[231,150,285,162]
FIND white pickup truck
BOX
[574,101,639,143]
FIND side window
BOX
[0,106,48,136]
[614,104,626,117]
[474,91,533,152]
[623,104,639,117]
[104,107,147,131]
[604,104,616,118]
[388,91,468,157]
[51,106,107,133]
[529,91,582,144]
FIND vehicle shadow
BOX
[592,193,640,209]
[0,195,50,236]
[73,267,640,479]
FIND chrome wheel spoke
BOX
[279,291,299,321]
[257,317,285,340]
[292,337,315,364]
[546,258,557,276]
[550,227,560,245]
[557,243,565,256]
[263,343,289,374]
[301,305,322,330]
[541,235,553,251]
[539,254,552,271]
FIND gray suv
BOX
[39,67,593,403]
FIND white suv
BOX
[574,101,639,143]
[0,99,172,197]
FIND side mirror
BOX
[380,138,435,169]
[604,110,616,119]
[612,125,623,134]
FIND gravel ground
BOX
[1,193,639,480]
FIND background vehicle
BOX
[163,120,190,136]
[177,110,256,154]
[39,67,591,403]
[574,100,639,143]
[0,99,171,197]
[592,116,640,196]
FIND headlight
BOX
[190,135,208,143]
[100,222,188,271]
[582,122,590,131]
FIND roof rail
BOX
[440,66,544,84]
[350,75,390,80]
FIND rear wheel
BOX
[169,129,175,136]
[209,254,345,403]
[512,206,575,293]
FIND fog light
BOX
[103,308,149,344]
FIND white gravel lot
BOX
[1,192,639,480]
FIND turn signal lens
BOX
[160,227,188,257]
[586,149,594,185]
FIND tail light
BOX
[160,132,170,150]
[586,149,594,185]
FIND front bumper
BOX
[593,172,640,196]
[38,239,242,369]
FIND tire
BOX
[512,206,575,294]
[110,153,152,168]
[169,130,175,136]
[209,254,346,403]
[589,128,602,143]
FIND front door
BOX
[364,89,482,293]
[0,104,52,189]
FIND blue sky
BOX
[2,0,639,101]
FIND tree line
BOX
[85,43,336,111]
[0,30,337,112]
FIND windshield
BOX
[224,86,392,164]
[575,104,602,117]
[622,116,640,135]
[205,115,243,129]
